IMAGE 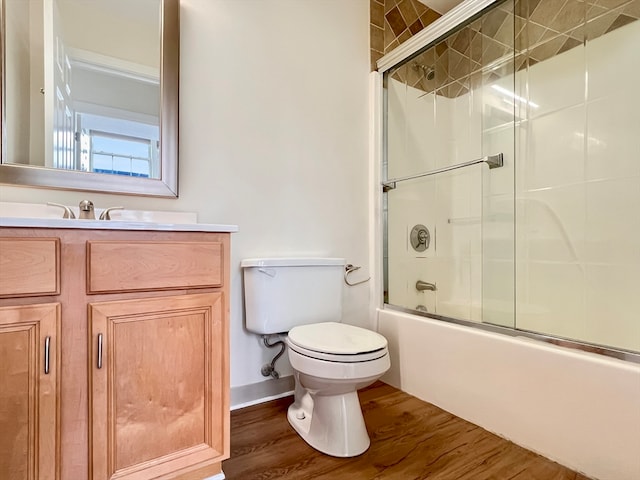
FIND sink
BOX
[0,201,238,232]
[0,201,197,223]
[0,201,65,219]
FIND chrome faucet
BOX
[99,206,124,220]
[47,200,123,220]
[78,200,95,219]
[416,280,437,292]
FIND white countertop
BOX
[0,217,238,232]
[0,216,238,232]
[0,202,237,232]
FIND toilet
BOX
[241,257,390,457]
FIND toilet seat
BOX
[288,342,390,381]
[288,322,387,362]
[287,339,388,363]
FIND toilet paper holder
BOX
[344,264,370,286]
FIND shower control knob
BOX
[410,224,430,252]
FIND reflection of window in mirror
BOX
[83,129,158,179]
[74,81,160,178]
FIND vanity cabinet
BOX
[88,293,225,480]
[0,227,230,480]
[0,303,60,480]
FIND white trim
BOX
[230,375,295,410]
[368,71,385,331]
[376,0,498,73]
[231,390,294,411]
[74,101,159,128]
[67,47,160,84]
[203,472,226,480]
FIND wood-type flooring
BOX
[222,381,591,480]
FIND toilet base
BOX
[287,385,370,457]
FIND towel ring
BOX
[344,264,370,286]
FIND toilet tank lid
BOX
[241,257,345,268]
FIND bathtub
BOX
[377,308,640,480]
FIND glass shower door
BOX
[383,1,516,328]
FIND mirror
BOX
[0,0,179,197]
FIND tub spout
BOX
[416,280,437,292]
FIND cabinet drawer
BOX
[87,241,223,293]
[0,238,60,297]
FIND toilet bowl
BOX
[241,257,391,457]
[285,322,390,457]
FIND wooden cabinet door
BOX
[88,293,227,480]
[0,303,60,480]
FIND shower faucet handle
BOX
[410,224,430,252]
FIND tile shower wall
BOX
[370,0,442,70]
[385,0,640,93]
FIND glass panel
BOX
[384,1,516,327]
[583,0,640,352]
[386,166,483,321]
[478,2,517,328]
[386,64,409,179]
[514,0,640,352]
[386,175,438,314]
[384,0,639,354]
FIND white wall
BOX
[0,0,371,390]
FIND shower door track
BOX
[384,304,640,364]
[382,153,503,192]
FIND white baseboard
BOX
[231,375,294,410]
[203,472,225,480]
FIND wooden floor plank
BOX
[222,382,591,480]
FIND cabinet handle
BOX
[97,334,103,369]
[44,336,51,374]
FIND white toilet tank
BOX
[241,258,345,334]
